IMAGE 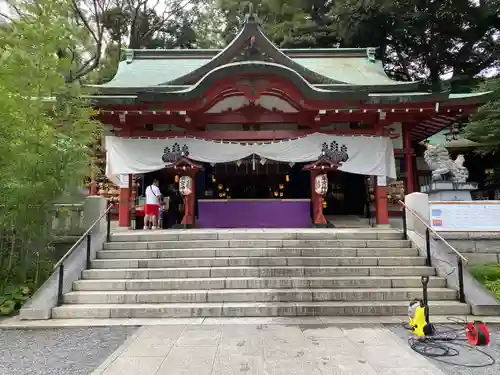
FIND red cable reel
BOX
[466,321,490,346]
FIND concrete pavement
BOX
[91,324,447,375]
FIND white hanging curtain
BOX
[105,133,396,181]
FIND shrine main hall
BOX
[91,12,490,229]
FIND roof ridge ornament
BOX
[244,3,261,25]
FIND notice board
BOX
[429,201,500,231]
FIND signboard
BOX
[377,176,387,186]
[429,201,500,231]
[118,174,129,188]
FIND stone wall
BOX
[436,232,500,265]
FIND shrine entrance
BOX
[323,171,367,216]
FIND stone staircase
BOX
[52,229,470,318]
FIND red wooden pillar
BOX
[118,187,131,227]
[375,177,389,226]
[118,174,133,227]
[181,169,198,226]
[310,170,327,225]
[403,124,415,194]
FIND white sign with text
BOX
[429,201,500,231]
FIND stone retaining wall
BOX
[436,232,500,264]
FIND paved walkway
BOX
[91,324,446,375]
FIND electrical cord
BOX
[402,318,496,368]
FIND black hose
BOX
[402,319,496,368]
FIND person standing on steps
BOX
[144,178,162,230]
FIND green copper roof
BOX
[98,54,418,89]
[95,13,419,90]
[98,58,211,88]
[292,57,408,86]
[426,129,480,149]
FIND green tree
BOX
[216,0,499,89]
[464,78,500,186]
[0,0,100,314]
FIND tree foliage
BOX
[215,0,500,89]
[0,0,100,314]
[463,78,500,187]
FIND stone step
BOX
[63,288,458,304]
[109,230,403,242]
[103,239,412,250]
[81,266,436,279]
[51,300,470,319]
[97,248,418,259]
[90,256,426,269]
[73,276,448,291]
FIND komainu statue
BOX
[423,143,469,183]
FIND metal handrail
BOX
[398,200,467,303]
[53,204,113,270]
[54,203,113,306]
[398,200,468,263]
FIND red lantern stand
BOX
[165,157,201,228]
[303,156,339,227]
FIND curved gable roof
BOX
[137,61,370,103]
[96,13,419,92]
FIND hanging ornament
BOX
[212,176,216,183]
[279,184,284,190]
[179,175,193,196]
[314,174,328,196]
[285,175,290,182]
[218,184,223,190]
[174,175,179,183]
[226,187,230,192]
[274,191,278,197]
[279,192,284,197]
[236,160,242,167]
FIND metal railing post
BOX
[86,234,92,269]
[401,204,407,240]
[106,204,111,243]
[57,264,65,306]
[425,227,431,267]
[457,256,466,303]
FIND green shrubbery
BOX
[0,0,100,315]
[469,264,500,300]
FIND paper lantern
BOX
[218,184,223,190]
[314,174,328,195]
[179,175,193,196]
[285,175,290,182]
[274,191,278,197]
[174,175,179,183]
[279,184,284,190]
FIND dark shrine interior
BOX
[139,160,368,216]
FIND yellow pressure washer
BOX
[408,276,435,337]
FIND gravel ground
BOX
[0,327,138,375]
[388,323,500,375]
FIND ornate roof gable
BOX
[164,11,344,85]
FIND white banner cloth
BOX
[105,133,396,180]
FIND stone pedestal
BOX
[420,181,478,201]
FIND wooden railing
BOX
[50,204,85,236]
